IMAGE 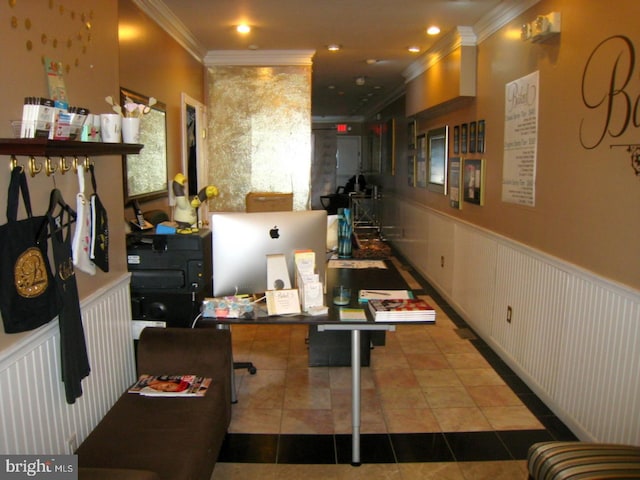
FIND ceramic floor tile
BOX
[378,387,429,409]
[445,353,491,369]
[466,385,523,407]
[372,367,420,389]
[332,406,387,434]
[397,462,466,479]
[229,407,282,433]
[279,409,335,434]
[431,407,493,432]
[423,386,476,409]
[284,385,332,409]
[383,407,440,433]
[480,406,544,430]
[405,352,451,369]
[457,460,528,480]
[287,367,331,388]
[414,368,463,388]
[455,368,506,386]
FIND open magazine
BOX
[128,374,211,397]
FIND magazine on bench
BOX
[128,374,211,397]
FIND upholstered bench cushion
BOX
[527,441,640,480]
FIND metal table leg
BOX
[351,329,361,466]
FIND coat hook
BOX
[45,157,58,176]
[29,157,42,177]
[84,156,92,170]
[9,155,21,172]
[59,156,71,174]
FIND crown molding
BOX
[474,0,541,43]
[402,0,541,83]
[403,26,477,83]
[203,50,316,67]
[131,0,206,62]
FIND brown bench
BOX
[527,441,640,479]
[77,327,232,480]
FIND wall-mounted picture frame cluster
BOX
[452,120,485,156]
[448,157,486,209]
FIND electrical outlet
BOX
[67,433,77,454]
[506,306,513,323]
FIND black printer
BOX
[126,229,212,329]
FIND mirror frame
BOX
[121,88,168,204]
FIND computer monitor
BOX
[210,210,328,297]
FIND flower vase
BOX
[122,117,141,143]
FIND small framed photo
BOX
[453,125,460,155]
[415,134,427,188]
[448,156,462,209]
[460,123,468,154]
[408,119,417,151]
[463,158,485,206]
[477,120,486,153]
[469,121,477,154]
[408,155,416,187]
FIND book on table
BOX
[358,289,413,303]
[128,374,212,397]
[367,298,436,322]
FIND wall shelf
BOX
[0,138,143,157]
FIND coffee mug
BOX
[100,114,122,143]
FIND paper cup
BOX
[100,114,122,143]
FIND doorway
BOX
[180,93,208,226]
[336,136,361,189]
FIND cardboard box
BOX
[246,192,293,212]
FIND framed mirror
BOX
[427,125,449,194]
[121,88,168,203]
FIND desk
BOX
[205,259,434,466]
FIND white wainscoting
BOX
[384,196,640,446]
[0,274,136,454]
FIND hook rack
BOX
[8,155,94,177]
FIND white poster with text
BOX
[502,70,539,206]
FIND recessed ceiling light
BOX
[236,24,251,34]
[408,46,421,53]
[427,26,440,35]
[366,58,379,65]
[327,44,341,51]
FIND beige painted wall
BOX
[389,0,640,291]
[0,0,123,299]
[118,0,205,214]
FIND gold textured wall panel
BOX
[206,65,312,211]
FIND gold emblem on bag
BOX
[14,247,49,298]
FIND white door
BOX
[336,136,361,189]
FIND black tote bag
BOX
[0,167,60,333]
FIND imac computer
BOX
[210,210,328,297]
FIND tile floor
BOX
[213,258,576,479]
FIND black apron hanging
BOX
[0,167,60,333]
[47,188,91,404]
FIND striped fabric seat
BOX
[527,441,640,480]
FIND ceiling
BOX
[144,0,505,120]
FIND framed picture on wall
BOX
[469,121,477,153]
[460,123,468,154]
[463,158,485,206]
[427,125,449,194]
[453,125,460,155]
[477,120,486,153]
[408,155,416,187]
[415,133,427,188]
[448,156,462,209]
[408,119,416,151]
